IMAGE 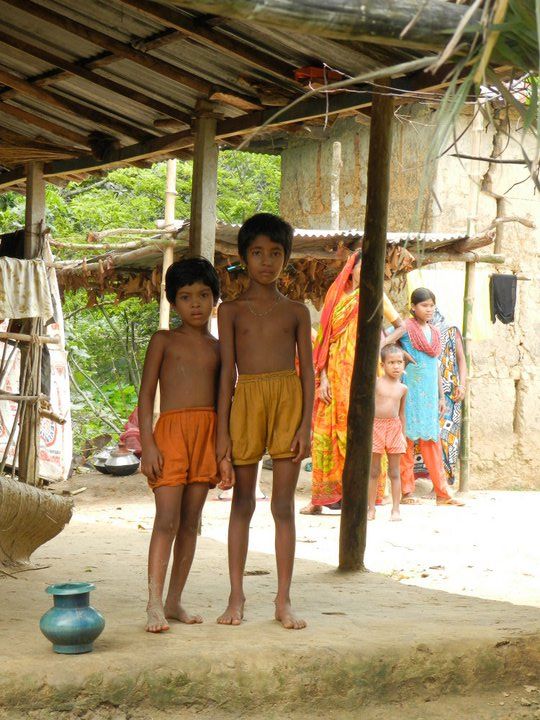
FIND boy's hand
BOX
[218,458,235,490]
[291,426,311,463]
[216,433,232,464]
[141,444,163,483]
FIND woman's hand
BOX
[141,443,163,483]
[439,396,447,416]
[455,384,466,401]
[319,370,332,404]
[403,351,416,366]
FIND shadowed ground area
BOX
[0,471,538,719]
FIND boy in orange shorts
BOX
[139,258,220,633]
[368,344,407,522]
[217,213,315,630]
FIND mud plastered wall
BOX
[281,105,539,489]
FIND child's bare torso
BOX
[157,328,220,411]
[229,295,301,375]
[374,376,406,419]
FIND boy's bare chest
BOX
[234,310,296,343]
[163,340,218,376]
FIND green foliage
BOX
[217,151,281,223]
[19,151,280,452]
[0,153,281,240]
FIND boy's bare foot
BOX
[367,508,376,520]
[390,509,402,522]
[164,601,203,624]
[275,599,306,630]
[217,597,245,625]
[146,602,170,633]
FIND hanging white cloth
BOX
[0,257,55,321]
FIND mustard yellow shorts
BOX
[230,370,303,466]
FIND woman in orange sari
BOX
[301,252,404,514]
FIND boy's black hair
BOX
[410,287,436,305]
[381,343,404,362]
[237,213,294,264]
[165,257,220,304]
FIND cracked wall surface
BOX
[281,106,539,489]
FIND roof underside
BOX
[0,0,452,190]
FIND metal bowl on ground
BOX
[92,447,114,474]
[104,443,140,476]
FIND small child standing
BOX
[138,258,221,633]
[368,344,407,522]
[399,288,463,507]
[217,213,314,630]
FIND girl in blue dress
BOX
[399,288,463,506]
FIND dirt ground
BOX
[0,468,539,719]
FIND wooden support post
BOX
[189,104,218,261]
[19,162,45,486]
[459,261,476,493]
[339,85,393,571]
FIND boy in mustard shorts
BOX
[139,258,220,633]
[216,213,315,630]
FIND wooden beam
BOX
[0,67,151,142]
[116,0,298,84]
[167,0,481,50]
[0,30,191,127]
[339,84,394,572]
[0,57,465,190]
[0,131,195,189]
[6,0,256,102]
[0,103,90,148]
[189,106,218,260]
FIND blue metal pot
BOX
[39,582,105,654]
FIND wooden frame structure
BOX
[0,0,513,568]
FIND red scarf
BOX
[313,252,358,373]
[405,317,441,357]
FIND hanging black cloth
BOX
[489,274,517,324]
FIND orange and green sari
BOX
[311,290,360,505]
[311,252,398,506]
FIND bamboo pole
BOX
[339,83,393,571]
[459,261,475,493]
[0,332,60,345]
[458,107,483,494]
[330,141,342,231]
[159,159,178,330]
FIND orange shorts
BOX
[149,407,217,490]
[372,417,406,455]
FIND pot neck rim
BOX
[46,582,95,596]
